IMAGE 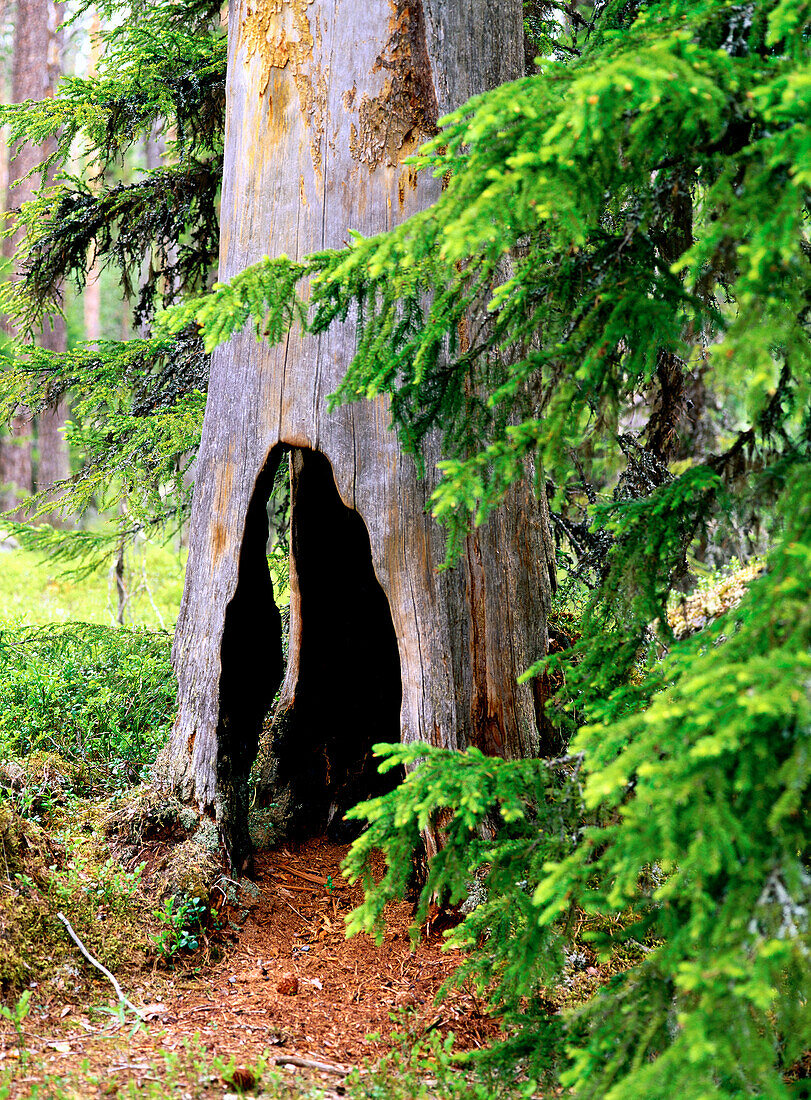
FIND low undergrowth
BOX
[0,622,176,791]
[347,1013,536,1100]
[0,1015,539,1100]
[0,1037,281,1100]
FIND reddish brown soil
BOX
[165,837,498,1063]
[1,837,500,1096]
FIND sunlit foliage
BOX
[0,0,223,545]
[162,0,810,1093]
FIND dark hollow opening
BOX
[217,448,286,869]
[276,449,403,840]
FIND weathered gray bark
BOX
[157,0,555,866]
[1,0,66,516]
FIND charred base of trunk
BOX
[216,450,285,872]
[266,450,403,841]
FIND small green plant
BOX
[346,1011,531,1100]
[1,780,60,824]
[92,998,148,1038]
[49,841,145,914]
[86,858,146,907]
[0,989,31,1050]
[12,872,35,895]
[153,894,208,959]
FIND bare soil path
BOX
[1,837,499,1097]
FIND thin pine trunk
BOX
[83,11,102,347]
[1,0,65,518]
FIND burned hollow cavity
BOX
[220,446,403,854]
[216,448,286,870]
[276,448,403,839]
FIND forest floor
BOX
[0,835,509,1099]
[0,553,772,1098]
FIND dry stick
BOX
[273,1055,350,1077]
[270,879,318,894]
[274,863,345,888]
[56,912,146,1019]
[272,889,307,921]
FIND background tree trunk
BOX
[1,0,66,516]
[157,0,555,868]
[36,312,70,496]
[82,9,102,349]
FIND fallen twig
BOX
[56,911,146,1019]
[270,879,318,894]
[272,889,307,921]
[273,1055,350,1076]
[275,863,346,889]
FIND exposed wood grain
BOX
[157,0,554,865]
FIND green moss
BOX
[0,806,59,992]
[0,889,51,991]
[105,786,225,904]
[105,784,197,848]
[161,836,220,902]
[0,801,156,1000]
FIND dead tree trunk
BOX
[157,0,556,868]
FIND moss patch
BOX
[106,785,227,903]
[105,784,198,848]
[0,800,155,1001]
[0,805,55,991]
